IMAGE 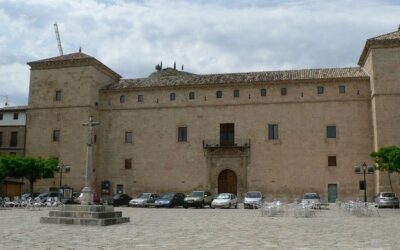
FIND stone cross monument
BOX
[81,116,99,205]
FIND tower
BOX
[358,28,400,193]
[25,52,121,192]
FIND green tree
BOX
[0,156,58,192]
[370,146,400,192]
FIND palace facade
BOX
[24,29,400,202]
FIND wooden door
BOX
[218,169,237,195]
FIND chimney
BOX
[174,61,176,70]
[398,24,400,31]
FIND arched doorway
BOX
[218,169,237,195]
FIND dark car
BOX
[184,191,213,208]
[155,193,185,208]
[105,194,132,207]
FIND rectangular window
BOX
[281,88,287,96]
[189,92,195,100]
[9,152,16,156]
[339,85,346,94]
[328,156,337,167]
[178,127,187,142]
[327,126,336,139]
[52,129,60,142]
[116,184,124,194]
[13,113,18,120]
[216,90,222,99]
[170,93,176,101]
[0,132,2,147]
[125,132,133,144]
[120,95,125,103]
[124,159,132,169]
[260,88,267,96]
[10,131,18,147]
[359,180,365,190]
[55,90,62,101]
[268,124,279,140]
[317,86,324,95]
[138,95,143,103]
[0,113,3,120]
[233,89,240,98]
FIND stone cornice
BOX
[28,58,121,80]
[358,40,400,66]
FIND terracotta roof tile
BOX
[104,67,368,90]
[28,52,92,64]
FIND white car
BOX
[301,193,321,208]
[243,191,264,209]
[211,193,238,209]
[129,193,152,207]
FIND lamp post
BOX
[81,116,99,205]
[56,162,71,201]
[354,162,375,203]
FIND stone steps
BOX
[40,216,130,226]
[40,205,130,226]
[49,210,123,219]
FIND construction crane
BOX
[0,95,9,107]
[54,23,64,56]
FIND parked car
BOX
[184,191,213,208]
[211,193,238,209]
[243,191,264,209]
[103,193,131,207]
[37,192,59,203]
[143,193,161,207]
[21,192,40,200]
[75,192,101,205]
[155,192,185,208]
[302,193,321,206]
[375,192,399,208]
[129,193,159,207]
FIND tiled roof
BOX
[104,67,368,90]
[27,52,92,64]
[368,30,400,41]
[358,30,400,66]
[0,105,28,111]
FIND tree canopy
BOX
[0,156,58,192]
[370,146,400,173]
[370,146,400,192]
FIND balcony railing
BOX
[202,139,251,149]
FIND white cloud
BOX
[0,0,399,105]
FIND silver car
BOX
[375,192,399,208]
[243,191,264,209]
[211,193,238,209]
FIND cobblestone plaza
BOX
[1,205,400,249]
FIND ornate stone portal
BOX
[205,147,250,198]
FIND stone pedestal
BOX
[40,205,130,226]
[80,187,93,205]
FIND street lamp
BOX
[354,162,374,203]
[56,162,71,201]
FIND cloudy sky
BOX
[0,0,399,106]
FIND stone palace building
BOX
[24,28,400,202]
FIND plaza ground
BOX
[1,205,400,249]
